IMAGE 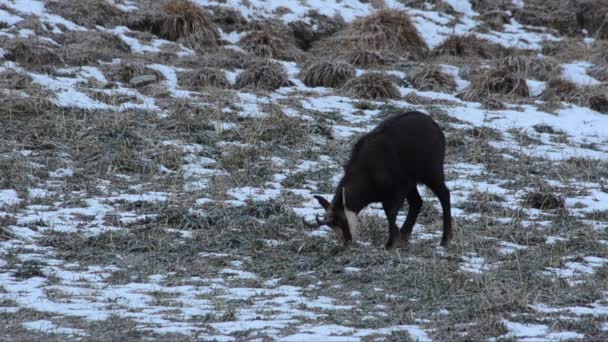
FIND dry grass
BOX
[407,65,457,93]
[238,27,302,61]
[514,0,608,39]
[432,34,509,60]
[208,6,247,33]
[235,59,291,91]
[128,0,220,51]
[178,67,230,90]
[0,70,32,90]
[299,60,355,88]
[289,10,345,50]
[523,191,565,210]
[458,67,529,102]
[46,0,123,28]
[541,77,608,113]
[5,38,63,70]
[178,48,251,70]
[105,60,165,84]
[61,31,131,65]
[495,55,561,81]
[343,48,395,67]
[588,65,608,82]
[313,9,428,61]
[342,72,400,100]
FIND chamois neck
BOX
[333,177,365,214]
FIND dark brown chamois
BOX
[303,111,452,248]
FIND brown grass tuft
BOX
[179,48,251,70]
[541,77,608,113]
[313,9,428,61]
[235,59,291,91]
[495,55,561,81]
[432,34,508,60]
[46,0,123,28]
[343,48,396,67]
[407,65,457,93]
[0,70,32,90]
[5,38,63,70]
[178,67,230,90]
[61,31,131,65]
[105,60,165,84]
[588,65,608,82]
[239,28,302,61]
[514,0,608,39]
[342,72,400,100]
[299,60,355,88]
[289,10,345,50]
[208,6,247,33]
[523,191,565,210]
[458,68,529,102]
[128,0,220,51]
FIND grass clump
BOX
[342,72,400,100]
[588,65,608,82]
[523,191,565,210]
[235,59,291,91]
[495,55,560,81]
[178,67,230,90]
[128,0,220,51]
[105,60,165,84]
[407,65,457,93]
[238,27,302,61]
[299,60,355,88]
[46,0,123,28]
[5,38,63,70]
[314,9,428,61]
[542,77,608,113]
[0,70,32,90]
[343,48,394,67]
[61,31,131,65]
[458,68,529,102]
[432,34,508,60]
[289,10,345,50]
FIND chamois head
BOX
[302,188,358,244]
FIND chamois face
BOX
[313,195,353,244]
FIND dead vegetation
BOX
[289,10,345,50]
[0,70,32,90]
[458,67,529,102]
[60,31,131,65]
[299,60,355,88]
[46,0,124,28]
[407,65,457,93]
[128,0,220,51]
[178,67,230,90]
[342,72,400,100]
[588,65,608,82]
[5,38,64,70]
[208,6,248,33]
[343,48,395,67]
[238,27,302,61]
[523,191,565,210]
[494,55,561,81]
[313,9,428,61]
[432,34,509,60]
[104,60,165,84]
[513,0,608,39]
[541,78,608,113]
[235,59,291,91]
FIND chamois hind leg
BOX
[399,187,423,245]
[382,196,405,249]
[428,182,452,247]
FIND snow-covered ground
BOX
[0,0,607,340]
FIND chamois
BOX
[303,111,452,248]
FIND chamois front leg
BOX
[382,197,404,249]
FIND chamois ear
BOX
[313,195,331,210]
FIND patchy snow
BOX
[561,61,601,86]
[501,320,584,341]
[22,320,86,336]
[460,253,490,274]
[0,189,21,208]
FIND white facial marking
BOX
[344,207,358,239]
[342,187,358,239]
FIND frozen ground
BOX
[0,0,608,340]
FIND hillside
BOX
[1,0,608,340]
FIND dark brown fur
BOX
[310,111,452,248]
